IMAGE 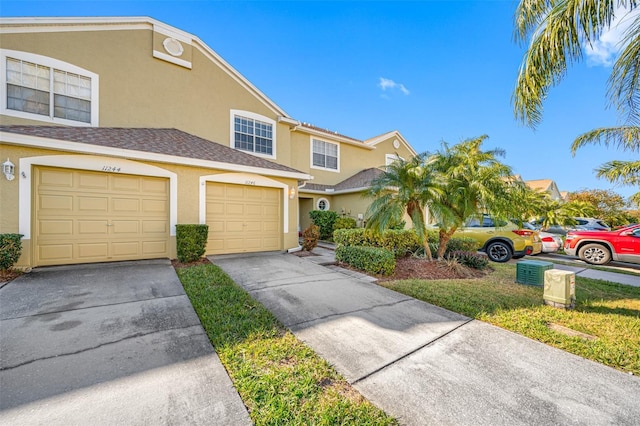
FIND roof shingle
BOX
[0,126,304,174]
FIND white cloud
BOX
[378,77,410,97]
[585,6,640,67]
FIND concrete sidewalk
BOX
[539,262,640,287]
[213,253,640,426]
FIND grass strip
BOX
[380,263,640,375]
[176,263,396,425]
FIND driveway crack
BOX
[288,297,415,328]
[350,318,475,385]
[0,324,203,371]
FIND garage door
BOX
[33,166,170,266]
[206,182,281,255]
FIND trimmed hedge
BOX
[446,250,489,270]
[336,228,477,259]
[333,228,421,258]
[309,210,339,240]
[0,234,23,271]
[176,224,209,263]
[335,245,395,276]
[333,217,357,232]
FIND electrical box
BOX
[516,260,553,286]
[544,270,576,309]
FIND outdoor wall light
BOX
[289,187,296,199]
[3,158,15,181]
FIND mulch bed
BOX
[379,257,491,281]
[171,258,212,269]
[0,269,22,286]
[291,250,318,257]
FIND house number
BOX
[245,180,256,185]
[102,166,122,172]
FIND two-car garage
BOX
[29,166,287,267]
[2,127,307,269]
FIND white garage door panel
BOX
[206,182,282,255]
[34,166,170,266]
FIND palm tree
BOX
[365,153,441,260]
[513,0,640,203]
[429,136,515,259]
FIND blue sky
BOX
[2,0,636,199]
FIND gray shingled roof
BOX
[302,168,383,192]
[0,126,304,174]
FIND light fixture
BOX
[289,187,296,199]
[3,158,15,181]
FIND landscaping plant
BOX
[309,210,339,240]
[175,224,209,263]
[302,224,320,251]
[0,233,23,271]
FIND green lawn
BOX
[379,263,640,375]
[176,263,396,426]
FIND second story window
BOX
[2,50,98,126]
[312,139,339,171]
[232,112,274,157]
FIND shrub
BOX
[333,217,357,232]
[333,228,421,258]
[0,234,23,271]
[446,250,489,270]
[302,224,320,251]
[176,224,209,263]
[309,210,339,240]
[444,237,479,253]
[335,245,395,276]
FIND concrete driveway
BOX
[214,253,640,426]
[0,259,250,425]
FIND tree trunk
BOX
[422,225,433,261]
[437,228,457,259]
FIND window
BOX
[317,198,330,211]
[230,110,275,157]
[385,154,403,166]
[311,139,339,171]
[2,50,98,126]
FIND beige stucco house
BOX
[0,16,417,268]
[525,179,563,201]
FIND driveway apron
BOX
[213,253,640,426]
[0,259,251,426]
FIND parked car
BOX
[522,222,563,253]
[539,217,611,235]
[564,224,640,265]
[441,215,542,263]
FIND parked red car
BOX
[564,224,640,265]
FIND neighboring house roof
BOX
[299,123,362,143]
[301,168,383,194]
[560,191,570,201]
[0,126,309,178]
[525,179,554,192]
[364,130,418,157]
[0,16,291,119]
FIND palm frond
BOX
[608,12,640,124]
[571,125,640,153]
[595,159,640,185]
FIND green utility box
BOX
[516,260,554,286]
[544,269,576,309]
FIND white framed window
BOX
[317,198,330,211]
[230,109,276,158]
[1,49,99,126]
[385,154,404,166]
[311,138,339,172]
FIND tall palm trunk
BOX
[436,228,457,259]
[408,202,433,260]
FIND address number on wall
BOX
[102,166,122,172]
